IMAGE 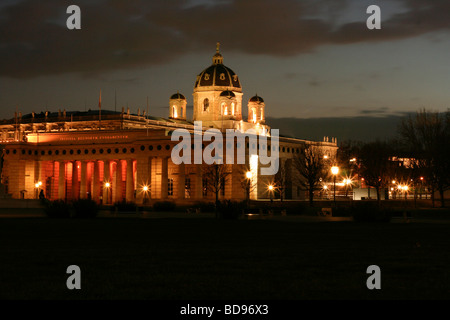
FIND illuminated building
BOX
[0,45,337,204]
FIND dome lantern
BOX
[213,42,224,65]
[169,91,187,120]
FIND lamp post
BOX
[331,166,339,205]
[420,177,424,199]
[143,185,149,204]
[268,184,274,203]
[35,182,40,199]
[104,182,110,204]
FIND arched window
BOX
[203,98,209,112]
[231,102,235,116]
[252,108,257,123]
[173,106,177,118]
[260,108,264,121]
[222,103,228,116]
[180,107,183,117]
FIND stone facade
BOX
[0,45,338,204]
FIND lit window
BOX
[168,178,174,196]
[222,103,228,116]
[173,106,177,118]
[260,109,264,120]
[202,178,208,196]
[231,103,235,115]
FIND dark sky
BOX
[1,0,449,142]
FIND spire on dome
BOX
[213,42,223,65]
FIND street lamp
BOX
[35,182,40,199]
[143,185,149,204]
[268,184,274,202]
[104,182,110,204]
[331,166,339,205]
[420,177,424,199]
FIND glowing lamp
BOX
[331,166,339,175]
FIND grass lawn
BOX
[1,216,450,300]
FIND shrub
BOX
[351,202,392,223]
[114,200,137,212]
[72,199,99,218]
[43,200,71,218]
[153,201,176,212]
[194,202,216,213]
[217,200,246,219]
[331,207,352,217]
[286,203,308,215]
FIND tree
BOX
[356,140,394,203]
[238,164,257,204]
[293,144,329,206]
[202,163,232,209]
[274,161,288,201]
[399,109,450,207]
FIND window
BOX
[185,178,191,198]
[168,178,174,196]
[252,108,256,123]
[203,98,209,112]
[231,103,235,115]
[173,106,177,118]
[203,178,208,196]
[222,102,228,116]
[260,109,264,120]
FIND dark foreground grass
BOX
[1,218,450,300]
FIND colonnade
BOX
[36,157,206,204]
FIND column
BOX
[80,161,87,199]
[195,164,203,199]
[114,160,123,202]
[126,159,134,202]
[92,161,100,202]
[161,157,168,199]
[148,157,153,200]
[72,161,79,200]
[178,163,185,200]
[103,160,110,204]
[58,161,65,200]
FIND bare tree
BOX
[293,144,329,206]
[399,109,450,207]
[274,160,287,202]
[202,163,232,207]
[238,164,257,203]
[356,140,394,203]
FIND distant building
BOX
[0,45,337,204]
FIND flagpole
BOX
[99,89,102,130]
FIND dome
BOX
[249,95,264,103]
[194,43,241,89]
[195,64,241,89]
[220,90,235,98]
[170,92,186,100]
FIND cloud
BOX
[1,0,450,78]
